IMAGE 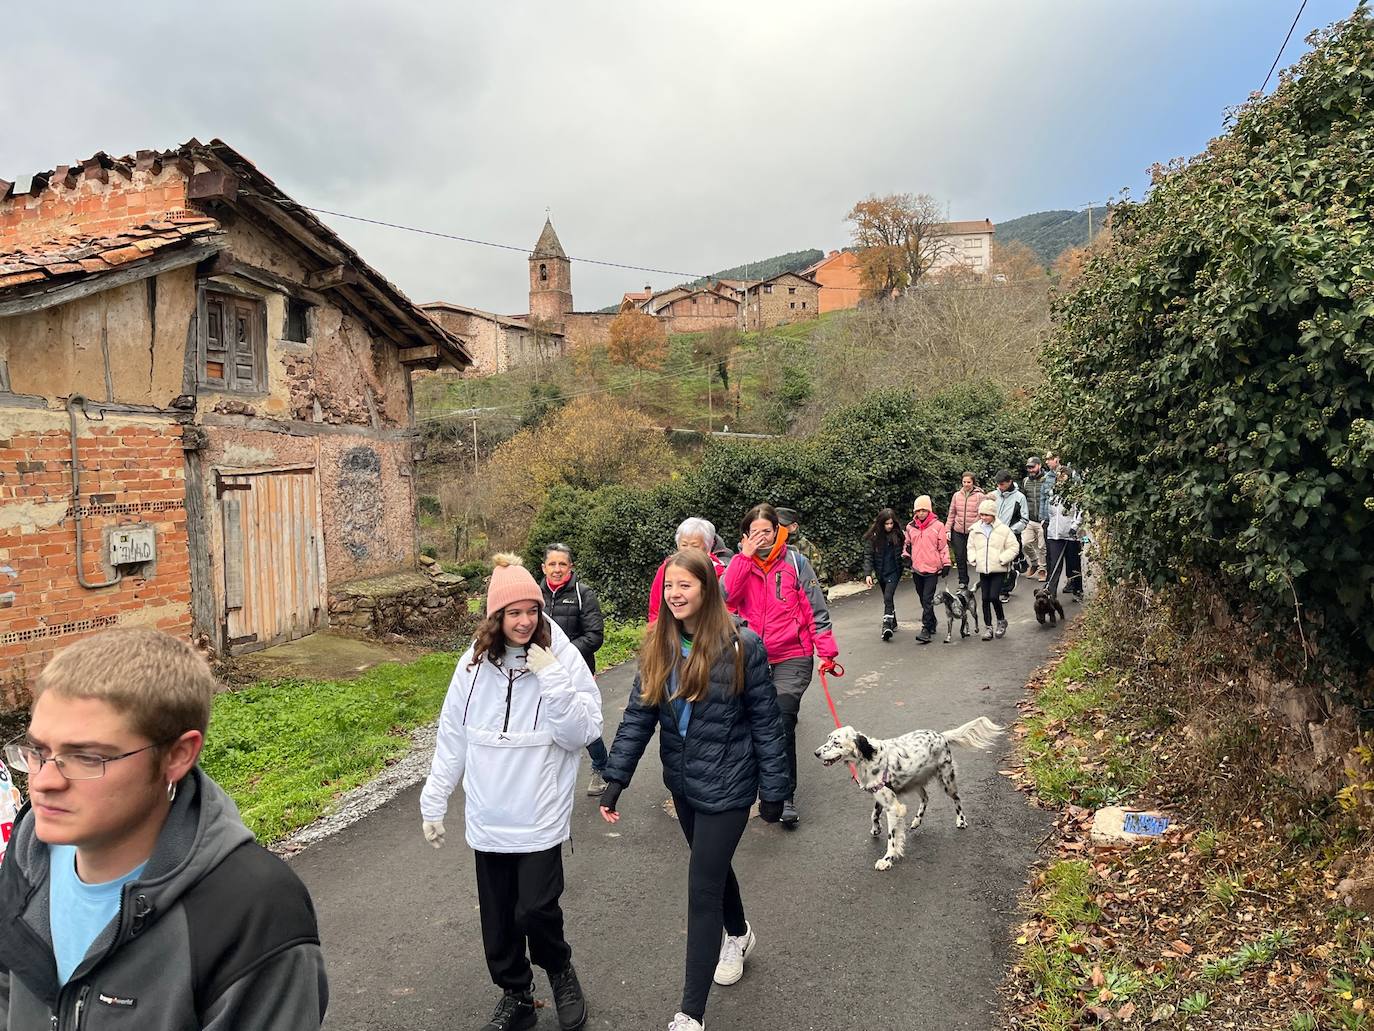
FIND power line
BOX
[1260,0,1309,95]
[296,204,715,281]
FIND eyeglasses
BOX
[3,738,165,781]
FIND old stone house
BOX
[743,271,820,330]
[633,285,739,334]
[0,139,470,703]
[422,301,565,375]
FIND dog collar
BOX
[862,767,894,794]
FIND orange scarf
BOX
[751,525,790,573]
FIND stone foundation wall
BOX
[326,559,466,636]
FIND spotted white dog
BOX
[814,717,1004,871]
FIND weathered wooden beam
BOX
[398,345,440,365]
[188,170,238,203]
[203,254,330,306]
[0,241,224,318]
[303,264,360,290]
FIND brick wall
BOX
[0,165,190,249]
[0,419,191,707]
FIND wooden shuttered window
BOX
[201,289,265,392]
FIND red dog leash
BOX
[817,660,858,781]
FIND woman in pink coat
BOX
[722,503,839,828]
[903,495,950,645]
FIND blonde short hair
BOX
[33,628,217,744]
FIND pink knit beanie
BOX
[486,553,543,615]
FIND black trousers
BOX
[912,571,939,633]
[951,530,970,585]
[674,795,750,1022]
[474,846,572,992]
[879,573,901,618]
[1046,538,1084,597]
[769,657,812,802]
[980,572,1006,625]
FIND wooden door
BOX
[219,467,326,654]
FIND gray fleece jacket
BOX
[0,767,327,1030]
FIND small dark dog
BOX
[937,583,980,642]
[1033,589,1065,626]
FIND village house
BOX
[0,139,471,703]
[630,283,739,334]
[422,301,564,375]
[801,250,863,313]
[927,219,995,276]
[742,271,820,330]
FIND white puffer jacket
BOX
[420,619,603,853]
[967,520,1021,574]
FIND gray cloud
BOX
[0,0,1349,313]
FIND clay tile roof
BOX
[0,217,223,297]
[932,219,995,236]
[532,218,567,259]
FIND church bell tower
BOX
[529,217,573,321]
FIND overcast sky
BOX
[0,0,1352,314]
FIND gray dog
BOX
[936,582,979,643]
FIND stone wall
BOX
[0,408,191,706]
[746,275,820,330]
[561,312,620,350]
[326,559,466,635]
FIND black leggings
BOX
[880,573,901,617]
[951,531,970,585]
[981,572,1006,625]
[674,795,750,1022]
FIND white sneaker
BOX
[586,770,607,795]
[668,1014,704,1031]
[712,922,755,985]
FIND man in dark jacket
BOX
[0,628,327,1031]
[541,543,610,796]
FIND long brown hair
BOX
[638,548,742,706]
[469,607,551,669]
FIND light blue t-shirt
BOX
[49,845,147,984]
[668,636,695,736]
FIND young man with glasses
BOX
[0,627,328,1030]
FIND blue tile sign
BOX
[1121,812,1170,836]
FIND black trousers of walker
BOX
[674,795,750,1022]
[951,530,970,586]
[912,571,939,633]
[473,845,573,992]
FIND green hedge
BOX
[1041,8,1374,678]
[529,381,1029,616]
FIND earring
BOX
[167,780,178,803]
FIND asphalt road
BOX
[295,582,1074,1031]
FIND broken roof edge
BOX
[201,140,470,369]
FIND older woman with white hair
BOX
[647,517,731,622]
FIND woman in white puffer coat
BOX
[420,553,603,1031]
[967,498,1021,641]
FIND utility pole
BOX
[471,417,478,475]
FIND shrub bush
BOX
[529,381,1028,616]
[1041,8,1374,681]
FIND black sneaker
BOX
[780,799,800,827]
[915,629,931,645]
[881,625,894,642]
[481,988,536,1031]
[549,963,588,1030]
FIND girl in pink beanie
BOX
[421,553,603,1031]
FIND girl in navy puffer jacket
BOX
[600,548,789,1031]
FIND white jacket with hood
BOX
[420,618,602,853]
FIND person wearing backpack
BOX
[540,543,609,796]
[993,471,1029,604]
[421,554,603,1031]
[722,503,839,829]
[598,547,790,1031]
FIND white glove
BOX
[422,820,445,849]
[525,644,559,673]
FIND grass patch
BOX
[599,618,645,670]
[1020,641,1152,808]
[201,652,458,842]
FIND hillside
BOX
[995,208,1106,266]
[596,248,823,311]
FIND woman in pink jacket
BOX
[944,472,985,590]
[722,503,839,828]
[903,495,950,645]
